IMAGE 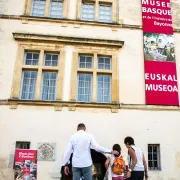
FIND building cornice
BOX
[13,32,124,48]
[0,99,180,112]
[1,14,180,33]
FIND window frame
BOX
[31,0,46,17]
[78,55,93,69]
[70,48,119,104]
[97,74,112,103]
[98,3,112,23]
[77,73,93,102]
[81,2,95,21]
[11,43,65,101]
[24,51,40,66]
[77,0,117,23]
[20,70,38,100]
[24,0,69,19]
[148,144,161,171]
[49,0,64,18]
[98,56,112,70]
[40,71,58,101]
[44,52,59,67]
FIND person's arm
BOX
[90,135,118,155]
[143,153,148,179]
[128,148,137,171]
[90,135,111,153]
[126,148,137,178]
[105,157,110,169]
[63,139,73,166]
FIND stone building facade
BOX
[0,0,180,180]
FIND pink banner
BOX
[142,0,179,105]
[15,149,37,180]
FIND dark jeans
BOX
[128,171,144,180]
[72,166,92,180]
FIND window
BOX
[79,55,92,68]
[98,57,111,70]
[44,53,59,66]
[81,2,95,21]
[11,43,65,101]
[25,0,68,18]
[25,52,39,65]
[16,142,30,149]
[99,4,112,22]
[76,0,117,23]
[97,75,111,103]
[50,0,63,18]
[32,0,46,17]
[148,144,161,170]
[77,73,92,102]
[21,71,37,100]
[41,72,57,100]
[71,51,118,103]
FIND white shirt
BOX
[63,130,111,168]
[128,145,144,171]
[158,41,166,48]
[109,154,124,177]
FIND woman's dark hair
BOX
[124,137,134,145]
[113,144,121,157]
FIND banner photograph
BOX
[142,0,179,105]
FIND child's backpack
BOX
[112,156,125,175]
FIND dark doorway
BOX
[61,149,107,180]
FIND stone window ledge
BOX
[7,99,120,113]
[1,99,180,112]
[0,14,141,30]
[1,15,180,32]
[0,99,179,112]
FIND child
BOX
[105,144,125,180]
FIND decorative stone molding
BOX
[1,15,180,33]
[1,100,180,112]
[9,102,18,109]
[68,105,76,111]
[13,32,124,48]
[54,105,62,111]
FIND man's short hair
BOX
[77,123,86,129]
[124,136,134,145]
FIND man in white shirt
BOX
[63,123,118,180]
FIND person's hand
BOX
[111,150,119,155]
[126,171,131,179]
[105,162,109,169]
[64,166,70,175]
[145,172,148,180]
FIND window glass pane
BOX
[77,74,92,102]
[44,53,59,66]
[99,4,112,22]
[79,55,92,68]
[25,52,39,65]
[21,71,37,100]
[148,160,152,168]
[98,57,111,70]
[50,0,63,18]
[81,3,95,21]
[41,72,57,100]
[97,75,111,103]
[32,0,46,17]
